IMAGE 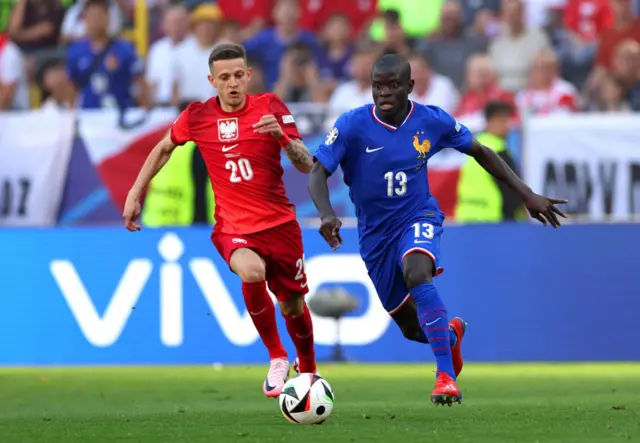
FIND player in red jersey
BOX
[123,43,317,398]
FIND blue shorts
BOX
[365,217,444,315]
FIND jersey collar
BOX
[371,100,415,131]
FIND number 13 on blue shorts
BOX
[397,218,444,276]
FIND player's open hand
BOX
[524,193,568,228]
[123,195,142,232]
[319,215,343,250]
[253,114,284,138]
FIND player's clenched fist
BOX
[253,114,284,138]
[123,195,142,232]
[319,215,343,251]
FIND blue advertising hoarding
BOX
[0,223,638,365]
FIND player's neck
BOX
[218,95,247,113]
[89,33,110,48]
[377,102,410,128]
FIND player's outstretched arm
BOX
[468,139,569,228]
[309,161,343,250]
[123,131,178,231]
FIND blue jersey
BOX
[67,38,143,109]
[314,101,473,263]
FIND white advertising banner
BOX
[523,114,640,220]
[0,110,76,226]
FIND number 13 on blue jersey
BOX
[385,171,408,196]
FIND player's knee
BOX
[279,295,304,317]
[238,267,266,283]
[403,267,431,290]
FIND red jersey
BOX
[216,0,275,27]
[564,0,613,42]
[298,0,378,36]
[170,93,300,235]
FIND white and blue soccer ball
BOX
[278,373,334,424]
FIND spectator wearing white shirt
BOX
[408,52,460,113]
[0,35,29,110]
[60,0,124,44]
[516,49,578,115]
[173,3,222,104]
[328,47,377,114]
[146,3,191,107]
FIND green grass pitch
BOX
[1,363,638,443]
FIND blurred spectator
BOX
[146,3,190,107]
[0,32,29,109]
[218,20,241,44]
[455,100,521,223]
[516,50,578,115]
[370,0,444,41]
[37,57,74,110]
[455,53,514,130]
[247,56,266,95]
[610,39,640,110]
[273,41,325,102]
[7,0,65,55]
[318,13,355,83]
[460,0,501,29]
[585,0,640,98]
[525,0,567,30]
[489,0,551,92]
[66,0,147,109]
[469,6,502,38]
[408,52,459,112]
[244,0,320,91]
[60,0,124,43]
[298,0,377,38]
[594,74,631,112]
[217,0,273,41]
[379,9,411,57]
[173,3,221,103]
[564,0,612,45]
[420,1,488,89]
[328,46,377,112]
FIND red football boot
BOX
[449,317,467,377]
[431,371,462,406]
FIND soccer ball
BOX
[279,373,334,424]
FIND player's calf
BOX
[281,295,317,374]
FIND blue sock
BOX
[411,282,455,379]
[417,327,457,347]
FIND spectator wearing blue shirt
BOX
[66,0,148,110]
[243,0,320,90]
[317,13,355,83]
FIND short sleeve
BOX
[268,93,301,139]
[0,44,23,84]
[313,113,349,175]
[431,106,473,154]
[170,105,192,145]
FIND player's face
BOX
[372,69,414,116]
[209,58,252,108]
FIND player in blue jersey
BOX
[308,53,567,406]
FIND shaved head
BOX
[371,53,414,124]
[373,53,411,82]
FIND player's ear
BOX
[408,79,415,94]
[247,67,252,81]
[207,74,216,89]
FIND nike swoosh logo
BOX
[366,147,384,153]
[222,144,239,152]
[300,282,307,288]
[414,240,431,244]
[425,317,441,326]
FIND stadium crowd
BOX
[0,0,640,120]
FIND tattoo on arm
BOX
[284,139,313,172]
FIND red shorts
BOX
[211,220,309,301]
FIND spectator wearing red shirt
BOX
[585,0,640,98]
[217,0,275,40]
[298,0,377,38]
[564,0,613,44]
[455,53,515,133]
